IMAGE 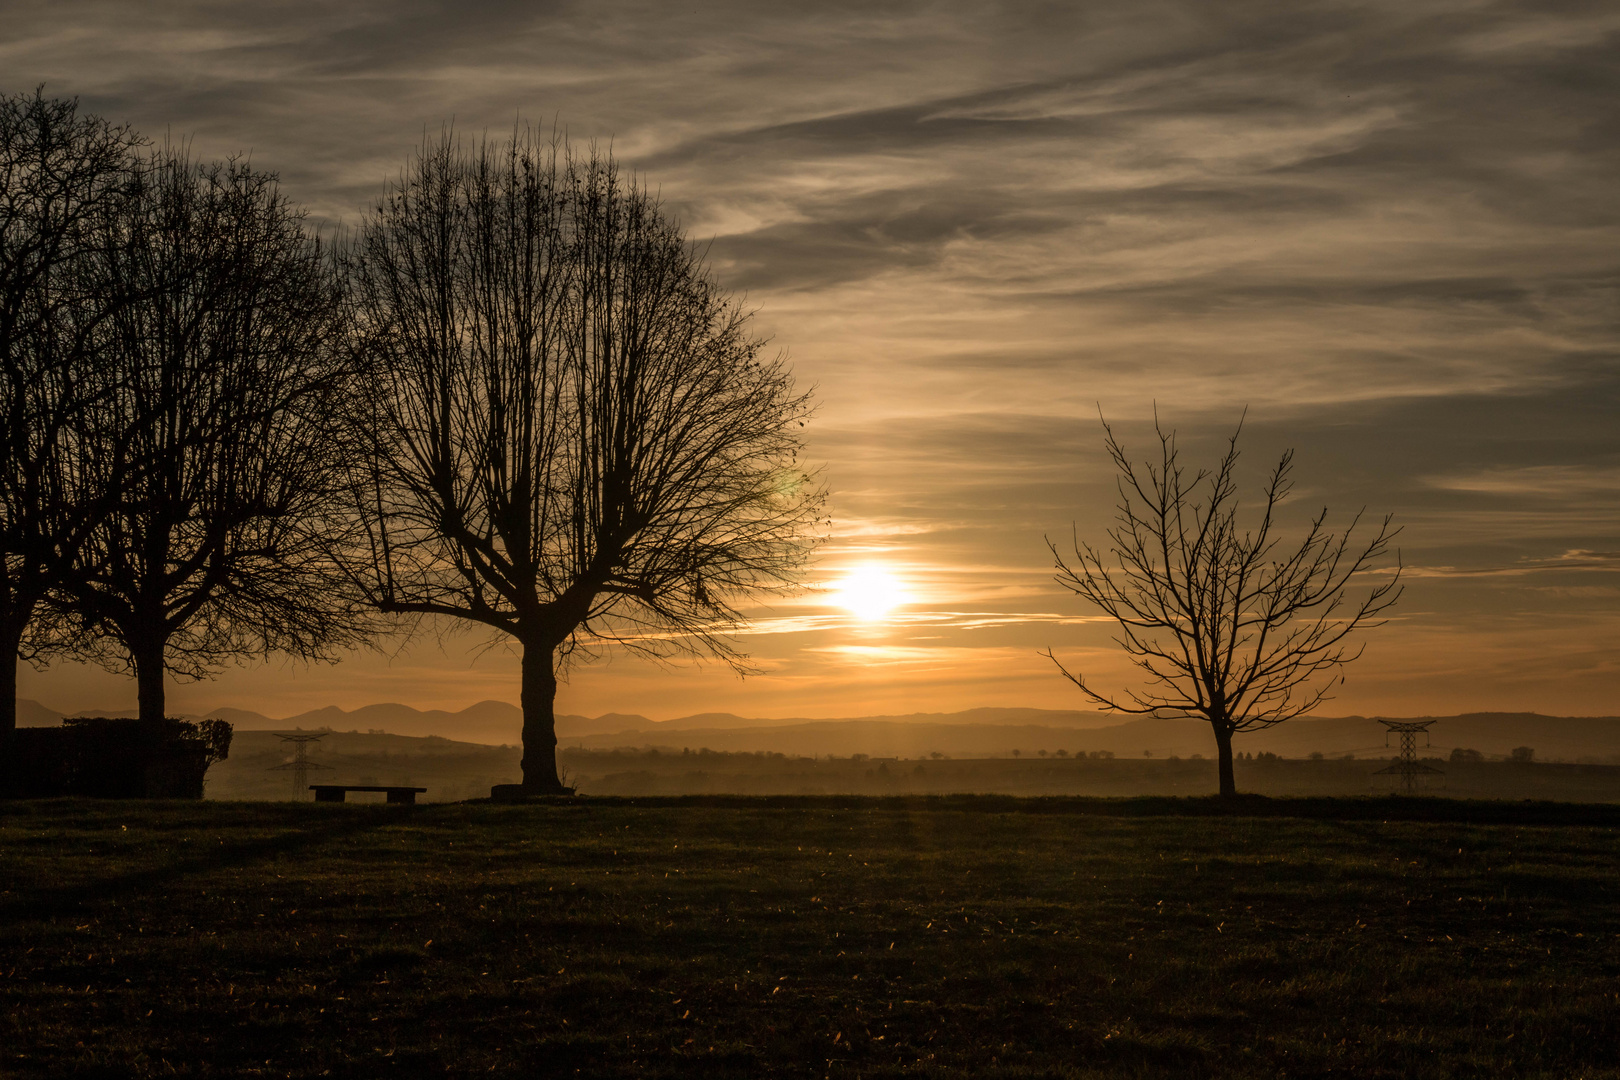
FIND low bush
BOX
[0,716,231,798]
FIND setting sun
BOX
[832,566,909,621]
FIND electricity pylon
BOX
[269,733,332,799]
[1372,720,1444,791]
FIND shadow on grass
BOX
[553,792,1620,825]
[0,801,415,921]
[4,796,1619,1078]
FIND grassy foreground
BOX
[2,796,1618,1078]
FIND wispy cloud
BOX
[1403,549,1620,578]
[7,0,1618,718]
[1425,466,1620,498]
[734,610,1107,638]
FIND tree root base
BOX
[490,783,576,802]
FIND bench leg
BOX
[387,790,417,804]
[315,788,345,803]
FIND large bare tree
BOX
[1045,418,1401,796]
[63,147,369,722]
[348,133,823,793]
[0,89,140,739]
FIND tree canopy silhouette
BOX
[0,89,141,740]
[62,147,368,723]
[1046,417,1401,796]
[347,132,823,792]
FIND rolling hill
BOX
[16,698,1620,762]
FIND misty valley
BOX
[200,721,1620,804]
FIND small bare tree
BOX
[0,89,141,739]
[348,132,823,793]
[1045,417,1401,796]
[62,147,369,722]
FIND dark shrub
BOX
[1,717,232,798]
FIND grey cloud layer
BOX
[5,0,1617,713]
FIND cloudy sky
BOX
[8,0,1619,721]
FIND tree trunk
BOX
[133,630,167,723]
[1213,722,1236,797]
[0,614,23,742]
[518,641,567,793]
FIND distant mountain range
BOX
[16,698,1620,762]
[14,701,1121,745]
[18,699,531,745]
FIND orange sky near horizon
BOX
[8,0,1620,723]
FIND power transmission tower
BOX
[269,733,332,800]
[1372,720,1443,791]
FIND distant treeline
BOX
[564,747,1620,801]
[201,730,1620,803]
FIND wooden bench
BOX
[310,784,428,805]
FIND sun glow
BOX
[832,565,909,622]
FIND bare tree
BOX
[62,147,369,722]
[347,132,823,793]
[0,89,141,740]
[1045,417,1401,796]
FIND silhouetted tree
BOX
[348,132,823,792]
[0,89,141,740]
[63,147,368,722]
[1045,418,1401,796]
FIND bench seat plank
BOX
[310,785,429,804]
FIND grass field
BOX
[3,796,1619,1078]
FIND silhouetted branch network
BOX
[58,145,372,722]
[344,129,824,790]
[1045,416,1401,795]
[0,89,142,737]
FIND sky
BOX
[7,0,1619,722]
